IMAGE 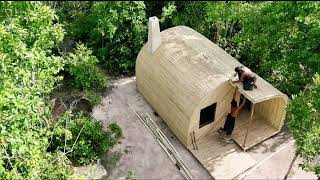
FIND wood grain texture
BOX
[188,133,256,179]
[233,109,279,150]
[136,25,288,148]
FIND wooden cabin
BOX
[136,17,288,151]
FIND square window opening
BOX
[199,103,217,128]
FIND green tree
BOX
[160,1,211,36]
[89,1,147,74]
[47,1,95,40]
[287,73,320,177]
[235,1,320,95]
[50,1,147,74]
[0,2,72,179]
[205,1,246,58]
[0,2,121,179]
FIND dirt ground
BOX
[89,76,317,180]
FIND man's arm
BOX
[232,77,241,83]
[232,73,244,83]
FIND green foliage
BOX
[166,2,211,36]
[0,2,72,179]
[66,43,107,90]
[159,2,177,28]
[144,1,167,19]
[84,90,103,106]
[49,112,122,165]
[51,1,147,74]
[234,2,320,95]
[0,2,115,178]
[90,2,147,74]
[288,73,320,177]
[109,123,123,144]
[205,2,244,58]
[48,1,95,40]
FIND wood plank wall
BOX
[255,97,287,130]
[187,82,235,145]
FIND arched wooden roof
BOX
[138,26,287,106]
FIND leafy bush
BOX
[288,73,320,177]
[144,1,167,20]
[48,112,122,165]
[66,43,107,90]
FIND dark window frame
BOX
[199,103,217,128]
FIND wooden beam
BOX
[127,104,193,179]
[145,113,193,179]
[146,113,181,157]
[243,104,255,148]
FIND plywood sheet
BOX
[189,133,256,179]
